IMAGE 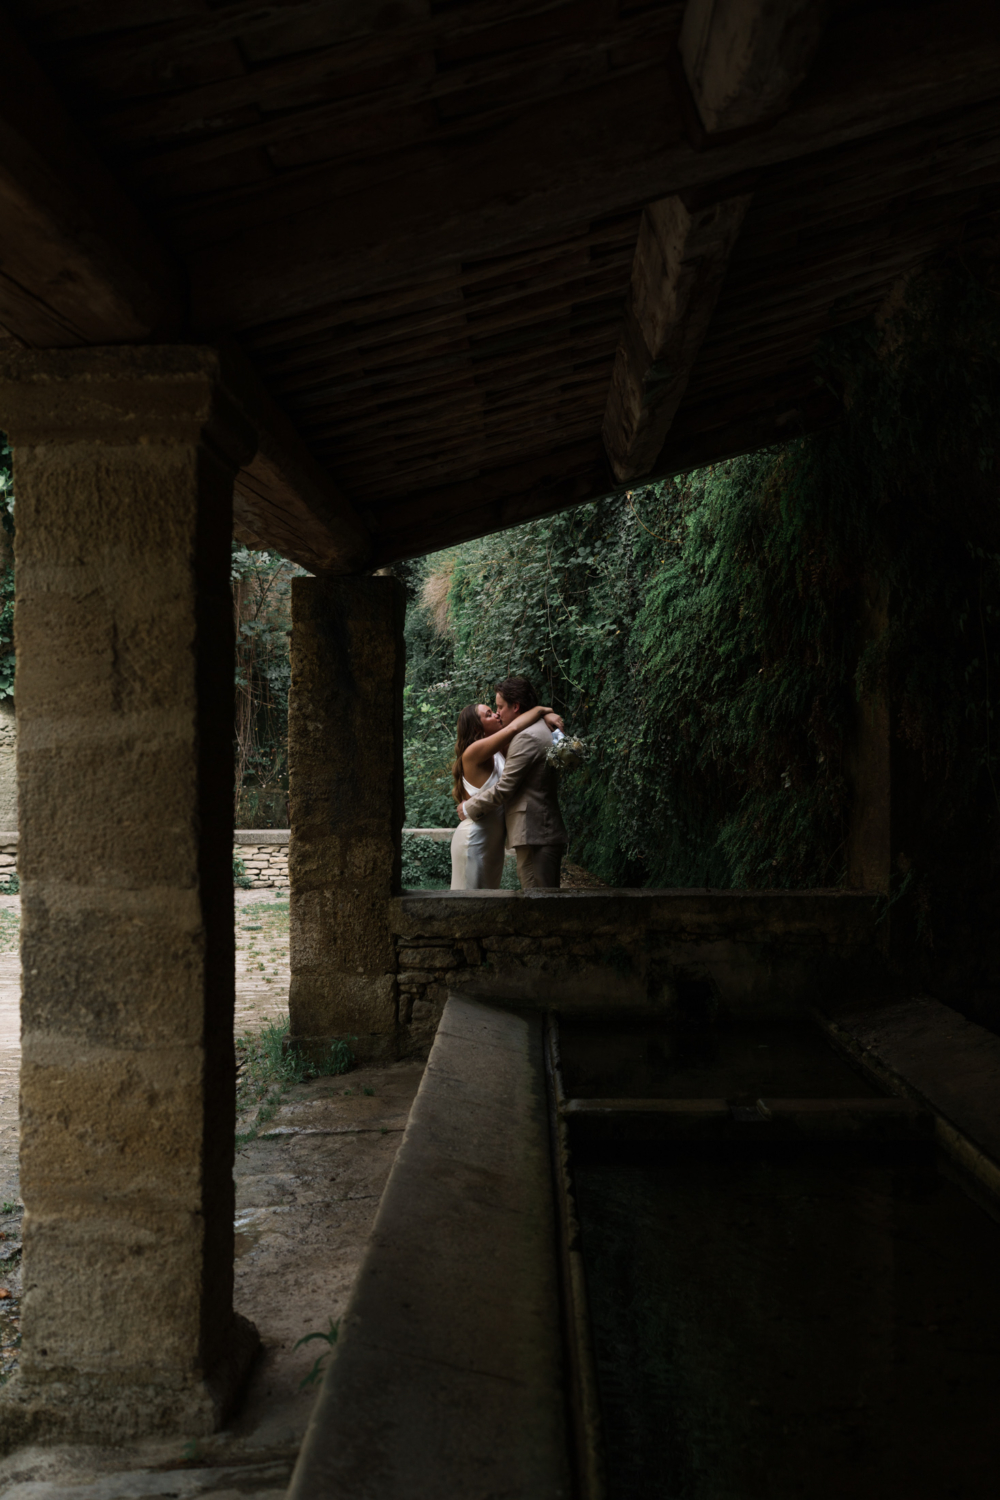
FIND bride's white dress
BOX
[450,752,506,889]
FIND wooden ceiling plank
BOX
[181,8,1000,326]
[286,308,621,401]
[302,366,611,452]
[317,402,609,481]
[239,220,638,352]
[109,6,680,171]
[264,258,631,383]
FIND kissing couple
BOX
[450,674,568,891]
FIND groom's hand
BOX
[458,802,466,820]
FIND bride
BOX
[450,699,563,889]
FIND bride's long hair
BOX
[452,703,485,804]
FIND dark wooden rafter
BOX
[224,342,371,574]
[680,0,829,137]
[602,193,752,484]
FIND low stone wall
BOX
[0,707,15,831]
[234,829,289,889]
[233,828,452,890]
[0,832,15,887]
[390,888,882,1054]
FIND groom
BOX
[459,674,567,889]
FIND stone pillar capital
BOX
[0,344,256,470]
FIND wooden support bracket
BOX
[602,192,751,483]
[680,0,829,136]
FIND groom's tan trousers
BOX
[515,844,563,890]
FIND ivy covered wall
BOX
[401,264,1000,1001]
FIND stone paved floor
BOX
[0,893,425,1495]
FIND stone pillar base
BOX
[0,1314,259,1452]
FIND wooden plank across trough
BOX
[562,1094,931,1142]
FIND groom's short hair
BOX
[496,675,538,712]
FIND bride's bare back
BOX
[462,702,563,789]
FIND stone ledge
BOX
[390,889,884,1040]
[819,997,1000,1206]
[234,829,289,845]
[287,996,570,1500]
[391,888,878,941]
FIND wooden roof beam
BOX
[223,342,373,574]
[680,0,828,136]
[602,193,751,483]
[0,6,183,347]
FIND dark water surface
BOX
[567,1023,1000,1499]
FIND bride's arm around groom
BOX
[460,676,567,889]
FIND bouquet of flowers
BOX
[546,728,588,775]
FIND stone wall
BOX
[391,889,882,1056]
[0,833,15,887]
[234,829,289,889]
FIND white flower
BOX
[546,734,588,774]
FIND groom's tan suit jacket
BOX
[463,719,567,847]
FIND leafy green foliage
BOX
[295,1318,339,1389]
[232,546,303,826]
[235,1015,353,1146]
[401,263,1000,911]
[400,832,452,889]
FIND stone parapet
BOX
[390,888,882,1055]
[232,830,449,890]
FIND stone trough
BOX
[287,988,1000,1499]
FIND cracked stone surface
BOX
[227,1063,425,1451]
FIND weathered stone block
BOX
[399,946,458,969]
[483,936,537,955]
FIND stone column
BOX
[288,575,405,1066]
[0,347,258,1445]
